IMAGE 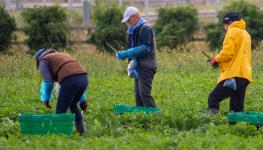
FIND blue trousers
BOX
[134,70,156,108]
[56,74,88,133]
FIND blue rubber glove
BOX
[129,45,150,58]
[40,81,54,103]
[116,45,150,61]
[79,90,87,111]
[116,50,131,60]
[79,90,87,104]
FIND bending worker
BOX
[35,48,88,134]
[116,6,157,108]
[206,12,252,114]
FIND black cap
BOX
[222,12,241,24]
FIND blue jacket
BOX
[127,18,157,72]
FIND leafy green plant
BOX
[204,23,224,50]
[1,47,263,149]
[154,6,198,50]
[89,4,126,53]
[0,6,16,52]
[22,6,68,53]
[205,0,263,50]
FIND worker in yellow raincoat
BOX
[206,12,252,114]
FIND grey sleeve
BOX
[39,60,54,82]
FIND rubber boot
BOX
[203,108,219,115]
[75,120,86,135]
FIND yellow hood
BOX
[229,19,246,30]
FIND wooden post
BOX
[213,0,220,22]
[83,0,90,28]
[16,0,20,10]
[144,0,149,19]
[118,0,123,6]
[43,0,47,5]
[68,0,73,10]
[4,0,11,10]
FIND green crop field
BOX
[0,45,263,150]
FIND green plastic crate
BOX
[227,112,263,125]
[114,104,160,114]
[19,113,75,136]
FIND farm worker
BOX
[116,6,157,108]
[206,12,252,114]
[34,48,88,134]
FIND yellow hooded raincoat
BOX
[215,19,252,83]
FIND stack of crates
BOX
[19,113,75,136]
[227,112,263,125]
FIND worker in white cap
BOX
[116,6,157,108]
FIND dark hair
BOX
[222,12,241,24]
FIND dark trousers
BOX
[134,70,156,108]
[208,77,249,112]
[56,74,88,133]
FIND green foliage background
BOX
[0,49,263,149]
[22,6,68,53]
[0,6,16,52]
[90,4,127,53]
[205,0,263,50]
[154,6,198,50]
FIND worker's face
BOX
[127,15,139,27]
[224,22,232,30]
[224,24,229,30]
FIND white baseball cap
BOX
[121,6,139,23]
